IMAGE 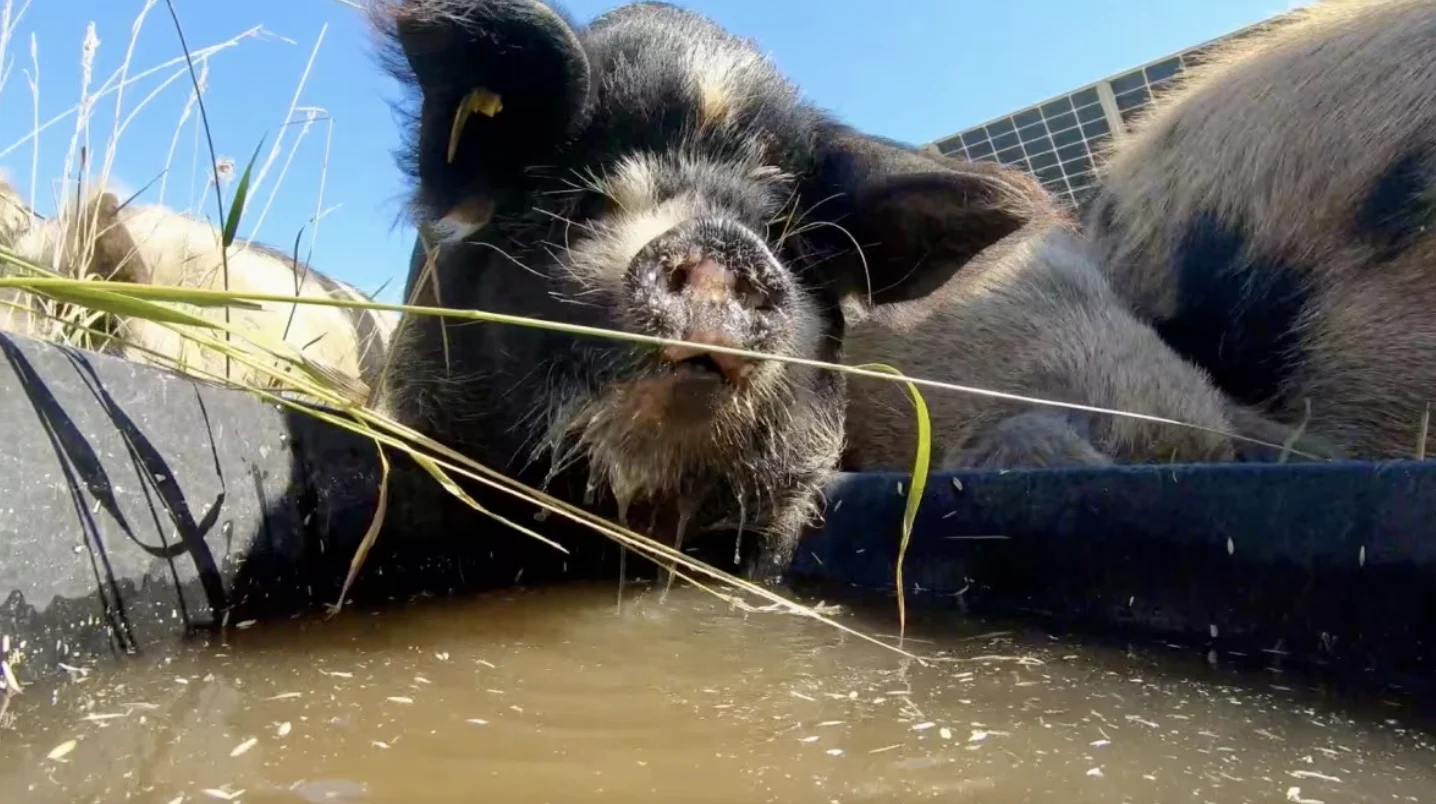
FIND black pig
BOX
[371,0,1042,579]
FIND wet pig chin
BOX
[607,365,735,437]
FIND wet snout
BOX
[626,219,787,387]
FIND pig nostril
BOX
[663,257,771,311]
[666,265,688,295]
[666,257,731,297]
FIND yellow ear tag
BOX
[447,87,505,164]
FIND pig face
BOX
[374,0,1042,577]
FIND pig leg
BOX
[944,410,1113,470]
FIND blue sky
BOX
[0,0,1301,302]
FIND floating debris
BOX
[1086,767,1104,778]
[825,748,844,757]
[912,722,936,731]
[201,788,245,800]
[386,697,414,705]
[46,739,77,761]
[939,727,953,740]
[466,719,489,726]
[277,722,292,737]
[1,660,23,693]
[265,692,302,701]
[229,737,258,757]
[1289,770,1341,783]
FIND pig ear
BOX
[85,192,149,285]
[376,0,592,229]
[809,127,1050,308]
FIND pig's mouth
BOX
[594,350,754,434]
[664,353,729,383]
[587,340,772,439]
[656,341,756,387]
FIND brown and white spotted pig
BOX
[1085,0,1436,459]
[370,0,1063,579]
[839,153,1316,472]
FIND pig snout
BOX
[624,218,791,386]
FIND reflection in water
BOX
[1,583,1432,803]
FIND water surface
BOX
[1,583,1431,803]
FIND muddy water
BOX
[1,584,1432,803]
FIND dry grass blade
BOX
[1418,404,1430,461]
[328,442,390,618]
[0,265,359,412]
[259,387,920,659]
[407,451,570,554]
[0,266,1324,658]
[2,275,915,659]
[0,276,1323,460]
[0,254,374,401]
[1279,398,1312,465]
[855,363,933,646]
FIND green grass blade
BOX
[222,135,266,249]
[31,283,229,329]
[0,266,263,311]
[855,362,933,646]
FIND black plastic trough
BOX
[2,330,1435,693]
